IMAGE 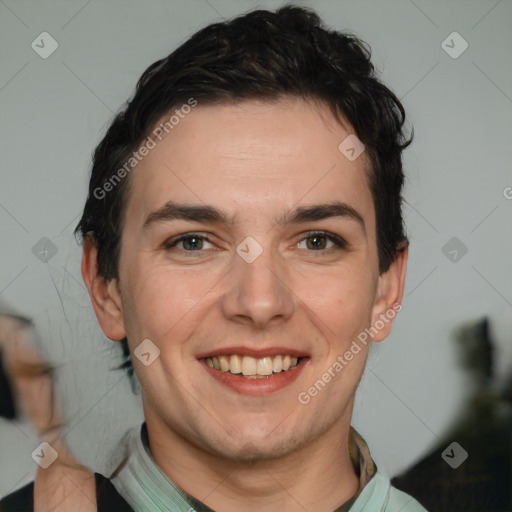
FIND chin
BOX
[214,440,295,465]
[204,426,306,464]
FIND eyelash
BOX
[163,231,348,255]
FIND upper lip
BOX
[196,346,311,359]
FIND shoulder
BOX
[385,484,429,512]
[0,474,133,512]
[352,472,429,512]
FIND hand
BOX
[34,439,97,512]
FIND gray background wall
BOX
[1,0,511,496]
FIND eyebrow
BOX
[143,200,366,233]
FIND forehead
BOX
[123,98,375,233]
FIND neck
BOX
[145,411,359,512]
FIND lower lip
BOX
[201,359,308,396]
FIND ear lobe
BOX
[370,243,408,342]
[81,235,126,341]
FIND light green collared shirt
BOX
[111,423,428,511]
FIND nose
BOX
[220,244,295,329]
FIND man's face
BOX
[109,98,398,461]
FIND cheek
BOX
[122,263,215,345]
[298,267,376,335]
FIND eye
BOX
[164,233,214,253]
[163,231,348,255]
[296,231,348,252]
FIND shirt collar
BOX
[111,422,377,512]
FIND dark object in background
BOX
[392,318,512,511]
[0,313,34,421]
[0,348,16,419]
[0,312,62,435]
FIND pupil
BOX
[185,237,201,250]
[309,235,325,250]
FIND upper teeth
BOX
[205,355,299,376]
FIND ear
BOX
[370,243,408,342]
[81,235,126,341]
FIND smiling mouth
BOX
[203,355,306,379]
